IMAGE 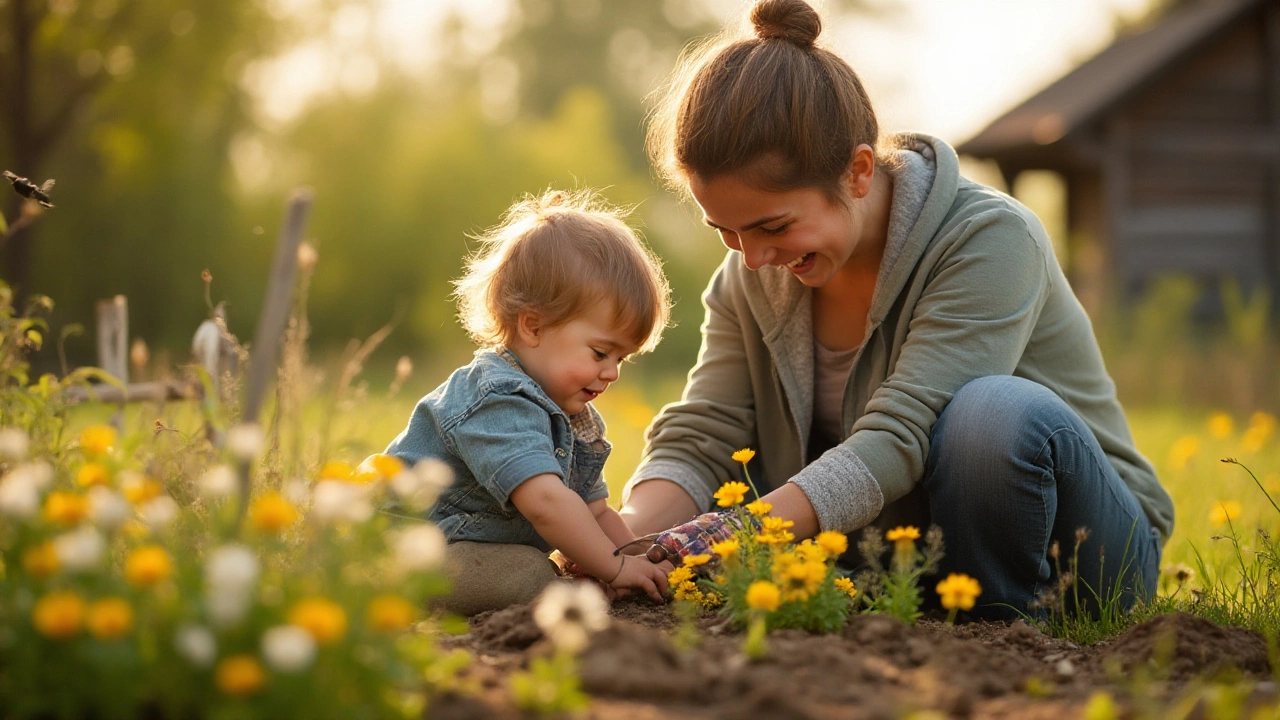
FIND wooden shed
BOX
[958,0,1280,313]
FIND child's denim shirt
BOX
[384,349,610,551]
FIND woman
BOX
[621,0,1173,619]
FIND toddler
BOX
[384,190,672,614]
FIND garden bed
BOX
[433,600,1275,719]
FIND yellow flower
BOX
[732,448,756,464]
[121,475,164,505]
[32,591,86,639]
[1210,500,1242,526]
[318,460,354,482]
[43,492,90,526]
[1207,412,1234,439]
[248,492,299,534]
[796,541,828,563]
[216,655,266,697]
[701,591,723,609]
[745,500,772,516]
[370,454,405,478]
[1168,435,1200,471]
[683,553,712,567]
[1249,411,1277,435]
[367,595,417,633]
[936,573,982,610]
[125,545,173,587]
[76,463,111,488]
[713,481,749,508]
[288,597,348,645]
[711,538,739,560]
[673,581,703,603]
[23,542,59,578]
[834,577,858,599]
[1242,421,1272,454]
[815,531,848,557]
[758,516,795,545]
[745,580,780,612]
[885,526,921,543]
[667,566,694,586]
[79,425,117,458]
[87,597,134,640]
[773,553,825,601]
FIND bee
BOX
[2,171,55,208]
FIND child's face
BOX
[511,302,640,416]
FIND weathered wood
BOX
[63,380,202,405]
[95,295,128,383]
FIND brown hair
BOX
[647,0,880,199]
[453,189,671,354]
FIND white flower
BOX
[225,423,264,462]
[282,478,310,506]
[88,486,131,530]
[10,461,52,490]
[174,624,217,668]
[53,526,105,571]
[389,523,446,572]
[311,480,372,524]
[138,495,179,530]
[200,465,239,499]
[261,625,317,672]
[390,458,453,512]
[0,427,29,460]
[532,581,609,653]
[205,544,260,628]
[0,473,39,519]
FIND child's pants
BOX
[437,540,563,616]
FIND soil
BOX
[432,600,1276,719]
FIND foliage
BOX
[852,524,944,626]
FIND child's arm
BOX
[588,499,639,551]
[511,474,668,600]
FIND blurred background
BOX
[2,0,1278,559]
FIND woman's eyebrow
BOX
[703,213,788,232]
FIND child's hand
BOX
[607,555,669,602]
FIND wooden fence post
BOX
[96,295,128,384]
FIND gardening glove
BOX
[648,510,760,565]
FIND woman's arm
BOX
[617,479,701,536]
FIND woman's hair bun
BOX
[750,0,821,47]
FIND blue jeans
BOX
[918,376,1161,620]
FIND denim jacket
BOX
[384,349,611,550]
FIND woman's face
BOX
[688,172,863,289]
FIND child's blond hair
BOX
[453,189,671,353]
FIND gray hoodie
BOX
[624,133,1174,541]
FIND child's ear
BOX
[516,310,543,347]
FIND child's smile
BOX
[509,302,640,416]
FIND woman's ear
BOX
[516,310,543,348]
[845,143,876,199]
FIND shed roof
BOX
[957,0,1265,159]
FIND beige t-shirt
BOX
[813,339,859,446]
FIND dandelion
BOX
[249,492,299,533]
[745,499,772,516]
[225,423,264,461]
[215,655,267,697]
[667,566,694,587]
[199,465,239,499]
[815,530,848,557]
[0,427,30,460]
[87,597,134,640]
[1168,435,1200,471]
[125,545,174,587]
[366,595,417,633]
[53,526,105,571]
[713,481,749,507]
[745,580,780,612]
[1207,412,1234,439]
[711,538,739,560]
[1210,500,1242,526]
[33,591,86,639]
[289,597,348,645]
[43,491,90,526]
[76,462,110,488]
[935,573,983,611]
[732,448,756,464]
[834,577,858,599]
[1162,562,1195,585]
[261,625,318,673]
[23,541,59,577]
[174,625,217,668]
[79,425,117,458]
[532,582,609,653]
[683,553,712,567]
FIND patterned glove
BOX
[648,510,761,565]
